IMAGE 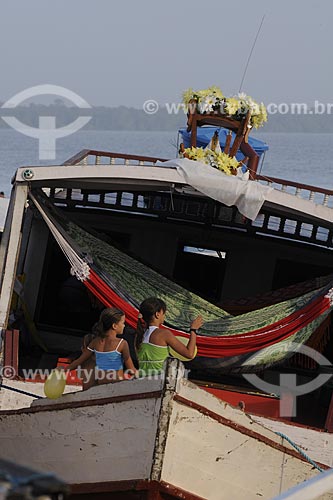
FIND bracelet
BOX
[189,328,198,334]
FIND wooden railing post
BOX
[2,329,19,379]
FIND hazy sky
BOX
[1,0,332,108]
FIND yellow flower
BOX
[182,86,224,107]
[236,93,268,128]
[250,102,268,128]
[183,147,239,175]
[224,97,240,115]
[184,146,206,162]
[207,86,224,99]
[182,88,195,107]
[197,89,210,99]
[213,151,239,175]
[182,86,267,128]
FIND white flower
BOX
[198,95,218,113]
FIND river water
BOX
[0,129,332,196]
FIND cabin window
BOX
[173,243,227,301]
[183,246,226,259]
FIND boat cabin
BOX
[1,114,333,433]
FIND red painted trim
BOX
[71,479,205,499]
[173,394,329,470]
[3,330,19,377]
[250,405,333,434]
[200,386,283,419]
[3,331,10,368]
[0,390,162,416]
[12,330,19,374]
[147,480,206,500]
[71,479,140,494]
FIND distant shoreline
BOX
[0,104,331,132]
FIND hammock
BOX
[30,191,333,370]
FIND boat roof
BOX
[13,159,333,227]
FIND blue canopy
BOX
[179,127,269,160]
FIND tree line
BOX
[0,103,331,132]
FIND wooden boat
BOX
[1,360,332,500]
[1,108,333,498]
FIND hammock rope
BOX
[29,192,333,362]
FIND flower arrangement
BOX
[183,146,240,176]
[182,86,224,114]
[182,86,267,129]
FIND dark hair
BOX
[82,333,95,349]
[92,307,124,339]
[135,297,166,350]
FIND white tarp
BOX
[156,158,272,221]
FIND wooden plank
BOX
[0,390,163,415]
[229,112,251,157]
[194,114,241,132]
[0,184,28,330]
[173,394,328,468]
[190,116,197,147]
[0,187,16,284]
[224,132,232,154]
[0,395,161,484]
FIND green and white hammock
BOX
[31,191,333,371]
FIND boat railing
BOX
[62,149,168,167]
[256,175,333,209]
[62,149,333,210]
[50,187,333,249]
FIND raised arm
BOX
[165,315,203,359]
[65,347,93,371]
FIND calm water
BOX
[0,129,332,196]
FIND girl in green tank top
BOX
[136,297,203,377]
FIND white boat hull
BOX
[0,361,331,500]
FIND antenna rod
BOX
[239,15,266,93]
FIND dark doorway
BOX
[173,244,227,301]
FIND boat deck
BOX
[20,147,331,250]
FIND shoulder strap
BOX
[116,338,123,351]
[144,325,159,343]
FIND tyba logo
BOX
[243,343,332,417]
[1,84,92,160]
